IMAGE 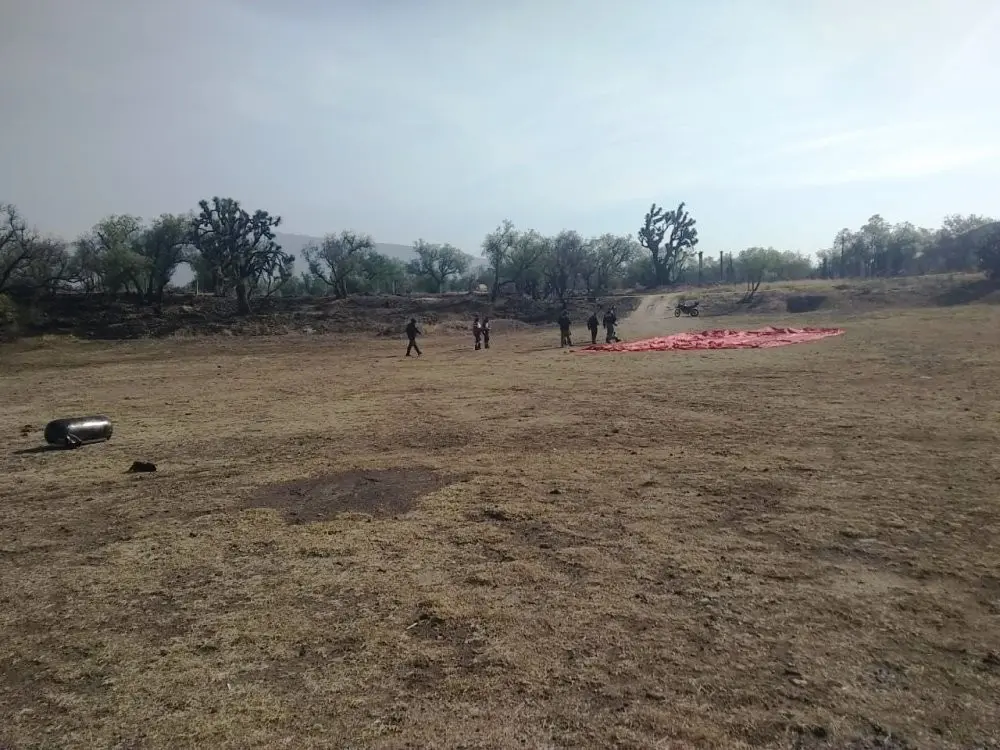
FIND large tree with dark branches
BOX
[188,197,292,314]
[638,202,699,285]
[1,204,73,295]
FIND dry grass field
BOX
[2,298,1000,749]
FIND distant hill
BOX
[172,232,483,285]
[957,221,1000,244]
[274,233,420,265]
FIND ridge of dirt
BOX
[4,292,641,341]
[624,273,1000,329]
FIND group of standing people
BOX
[560,306,620,347]
[472,316,492,350]
[404,305,621,357]
[404,315,493,356]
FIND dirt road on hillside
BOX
[620,293,680,337]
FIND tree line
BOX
[1,198,480,315]
[818,213,999,279]
[2,197,998,319]
[0,197,651,314]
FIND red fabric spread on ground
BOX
[579,326,844,353]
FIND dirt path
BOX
[620,292,679,337]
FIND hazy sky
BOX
[2,0,998,256]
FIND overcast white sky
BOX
[1,0,998,255]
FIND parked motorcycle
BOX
[674,300,700,317]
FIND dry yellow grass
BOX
[2,302,1000,749]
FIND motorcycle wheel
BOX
[674,308,681,317]
[690,308,700,317]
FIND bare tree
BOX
[543,230,584,303]
[189,197,291,314]
[505,229,548,298]
[593,234,639,293]
[736,247,781,303]
[17,238,74,294]
[357,250,406,294]
[481,219,518,301]
[408,240,470,292]
[304,230,375,298]
[578,240,600,296]
[0,204,71,295]
[638,202,698,285]
[0,204,33,293]
[1,205,76,296]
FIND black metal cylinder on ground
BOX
[43,416,113,448]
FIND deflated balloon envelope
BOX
[43,416,113,448]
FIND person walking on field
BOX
[481,317,491,349]
[602,307,620,343]
[472,315,483,350]
[587,310,600,345]
[558,308,573,347]
[405,318,422,357]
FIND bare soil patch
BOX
[2,303,1000,749]
[247,467,447,522]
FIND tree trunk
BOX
[741,276,762,303]
[235,280,251,314]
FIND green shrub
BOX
[0,293,16,324]
[978,227,1000,280]
[0,293,18,339]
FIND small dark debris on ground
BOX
[127,461,157,473]
[246,468,446,523]
[791,722,914,749]
[482,507,511,522]
[982,650,1000,669]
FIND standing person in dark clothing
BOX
[405,318,422,357]
[558,308,573,347]
[472,316,482,350]
[587,310,600,345]
[602,308,620,343]
[481,317,491,349]
[609,306,618,340]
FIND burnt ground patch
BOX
[787,294,828,313]
[246,467,447,523]
[7,290,640,341]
